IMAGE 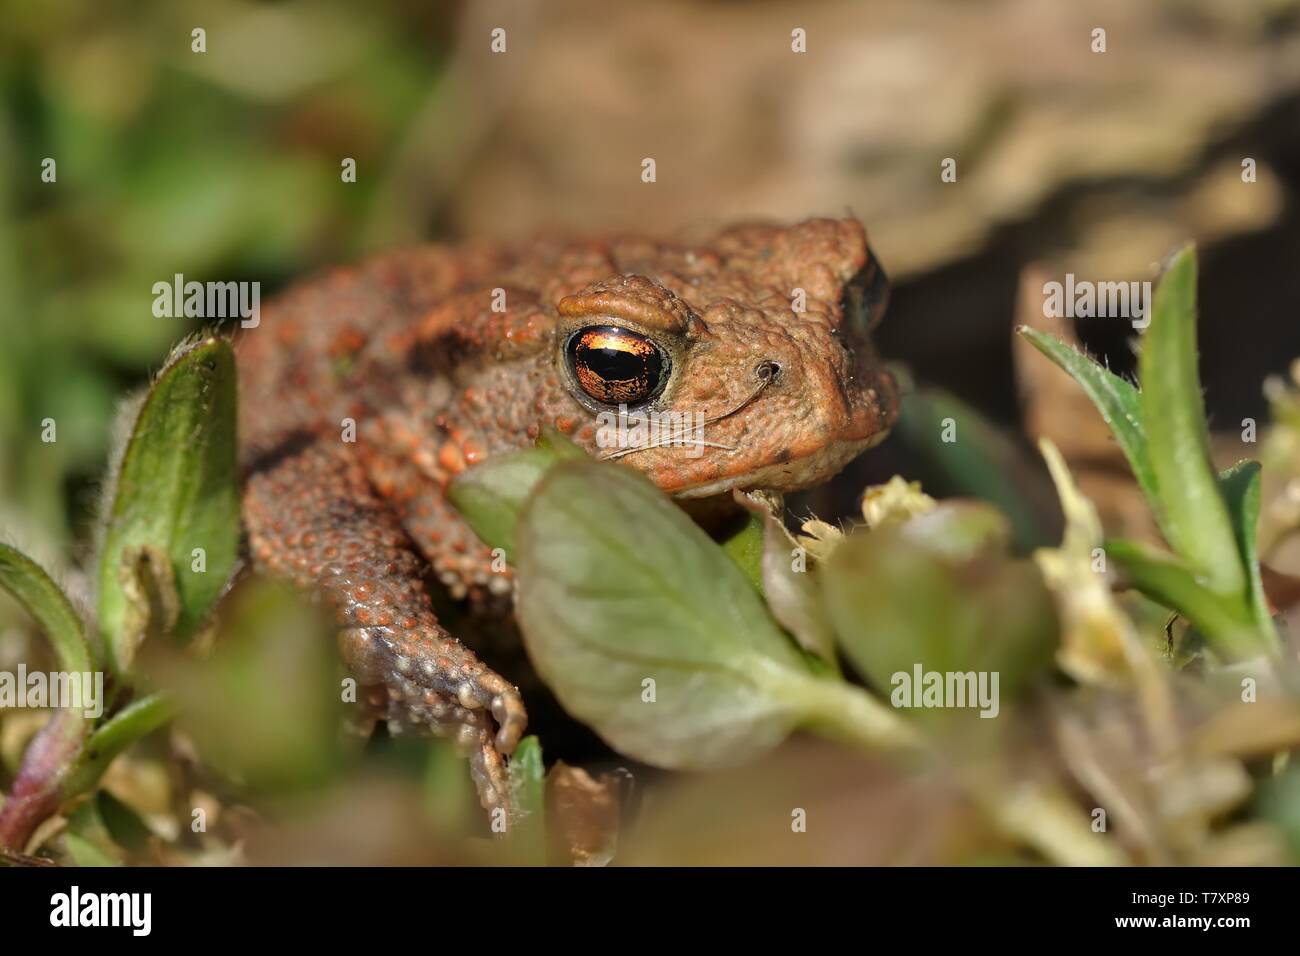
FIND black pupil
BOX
[567,326,665,405]
[587,344,648,380]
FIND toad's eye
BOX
[565,326,669,406]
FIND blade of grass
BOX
[1137,246,1244,596]
[1016,327,1157,516]
[61,693,178,799]
[1218,460,1276,649]
[1105,538,1257,660]
[508,735,547,864]
[0,544,92,673]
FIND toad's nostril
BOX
[757,359,782,383]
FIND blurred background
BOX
[3,0,1300,556]
[4,0,1300,863]
[3,0,1300,552]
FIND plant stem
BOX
[0,709,87,851]
[62,693,177,799]
[791,675,926,753]
[787,672,1129,865]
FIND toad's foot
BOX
[354,683,513,814]
[245,438,527,813]
[341,626,524,812]
[338,624,526,756]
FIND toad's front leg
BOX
[243,438,527,813]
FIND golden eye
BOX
[565,326,669,406]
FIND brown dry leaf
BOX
[1189,695,1300,762]
[1189,822,1295,866]
[546,761,624,867]
[1048,693,1170,864]
[1260,563,1300,617]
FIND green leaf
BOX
[1138,246,1244,596]
[0,544,91,674]
[508,735,546,864]
[61,831,121,868]
[514,461,916,768]
[98,337,239,671]
[421,739,477,836]
[446,448,564,562]
[156,579,340,794]
[1256,765,1300,863]
[727,491,839,664]
[1217,460,1276,648]
[758,516,839,667]
[823,506,1058,720]
[515,461,803,767]
[720,513,765,594]
[96,790,154,853]
[1104,538,1257,659]
[893,501,1013,564]
[1017,327,1156,513]
[893,383,1053,551]
[62,694,178,799]
[535,424,590,460]
[447,428,590,562]
[62,794,127,867]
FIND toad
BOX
[235,218,896,815]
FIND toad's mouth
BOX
[666,432,886,500]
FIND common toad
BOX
[235,217,896,814]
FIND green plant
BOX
[1019,245,1277,663]
[4,244,1297,865]
[0,337,234,851]
[450,433,1125,864]
[0,337,561,864]
[444,245,1300,865]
